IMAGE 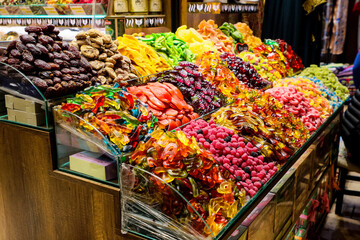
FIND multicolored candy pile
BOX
[127,82,199,130]
[182,119,279,197]
[150,61,225,115]
[57,85,156,153]
[306,77,342,110]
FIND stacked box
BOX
[5,95,45,126]
[292,148,314,221]
[241,193,275,240]
[271,168,295,237]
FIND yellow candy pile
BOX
[234,22,263,50]
[117,34,171,77]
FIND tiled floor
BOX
[319,172,360,240]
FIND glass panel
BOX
[120,163,214,240]
[54,107,120,186]
[0,61,53,130]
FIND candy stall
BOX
[0,13,349,240]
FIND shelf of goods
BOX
[0,20,348,240]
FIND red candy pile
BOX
[182,119,278,197]
[266,86,324,132]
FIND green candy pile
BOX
[298,65,349,101]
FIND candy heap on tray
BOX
[3,24,98,98]
[306,77,342,110]
[275,39,304,73]
[150,61,225,115]
[234,22,263,50]
[197,20,235,54]
[182,119,279,197]
[117,34,171,77]
[220,52,272,90]
[57,85,156,153]
[298,64,349,101]
[71,29,139,84]
[127,82,199,130]
[138,32,195,67]
[219,22,244,51]
[129,129,245,236]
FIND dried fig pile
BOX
[2,24,98,98]
[71,29,138,84]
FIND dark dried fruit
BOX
[46,24,55,32]
[61,68,72,75]
[78,74,89,81]
[79,57,92,71]
[46,44,53,53]
[61,81,68,88]
[38,71,53,78]
[7,58,20,64]
[32,77,48,91]
[44,87,56,98]
[52,29,60,35]
[38,35,54,45]
[49,63,60,70]
[69,60,79,67]
[79,67,86,73]
[23,50,34,62]
[25,26,42,33]
[53,52,62,59]
[60,52,70,61]
[62,74,72,81]
[68,81,76,91]
[29,33,38,39]
[70,67,80,74]
[52,43,61,52]
[26,43,42,56]
[48,53,54,61]
[53,70,62,77]
[63,50,76,60]
[6,40,19,52]
[40,25,48,32]
[53,77,61,84]
[19,61,34,72]
[44,79,53,86]
[10,49,21,58]
[20,34,36,44]
[16,42,27,52]
[34,59,51,70]
[56,36,63,41]
[62,42,69,50]
[36,43,49,55]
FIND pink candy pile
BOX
[182,119,278,197]
[266,86,324,132]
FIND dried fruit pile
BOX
[182,119,278,197]
[237,51,282,82]
[127,82,199,130]
[298,65,349,101]
[129,129,244,236]
[2,24,98,98]
[212,88,310,163]
[197,20,235,54]
[71,29,138,84]
[138,32,195,67]
[220,52,271,90]
[234,22,263,50]
[175,25,218,59]
[266,86,324,132]
[57,85,156,153]
[117,34,171,77]
[197,51,241,99]
[150,61,225,115]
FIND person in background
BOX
[341,50,360,161]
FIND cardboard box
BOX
[227,225,247,240]
[241,193,275,240]
[69,151,117,181]
[7,108,45,126]
[292,148,314,221]
[271,168,295,236]
[5,94,43,113]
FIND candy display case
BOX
[0,61,54,130]
[53,107,120,186]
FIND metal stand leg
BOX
[335,167,348,215]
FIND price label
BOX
[43,6,58,15]
[20,6,33,15]
[70,6,86,15]
[0,7,9,15]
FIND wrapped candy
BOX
[212,88,310,163]
[57,85,157,153]
[127,129,245,236]
[117,34,171,77]
[176,25,218,58]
